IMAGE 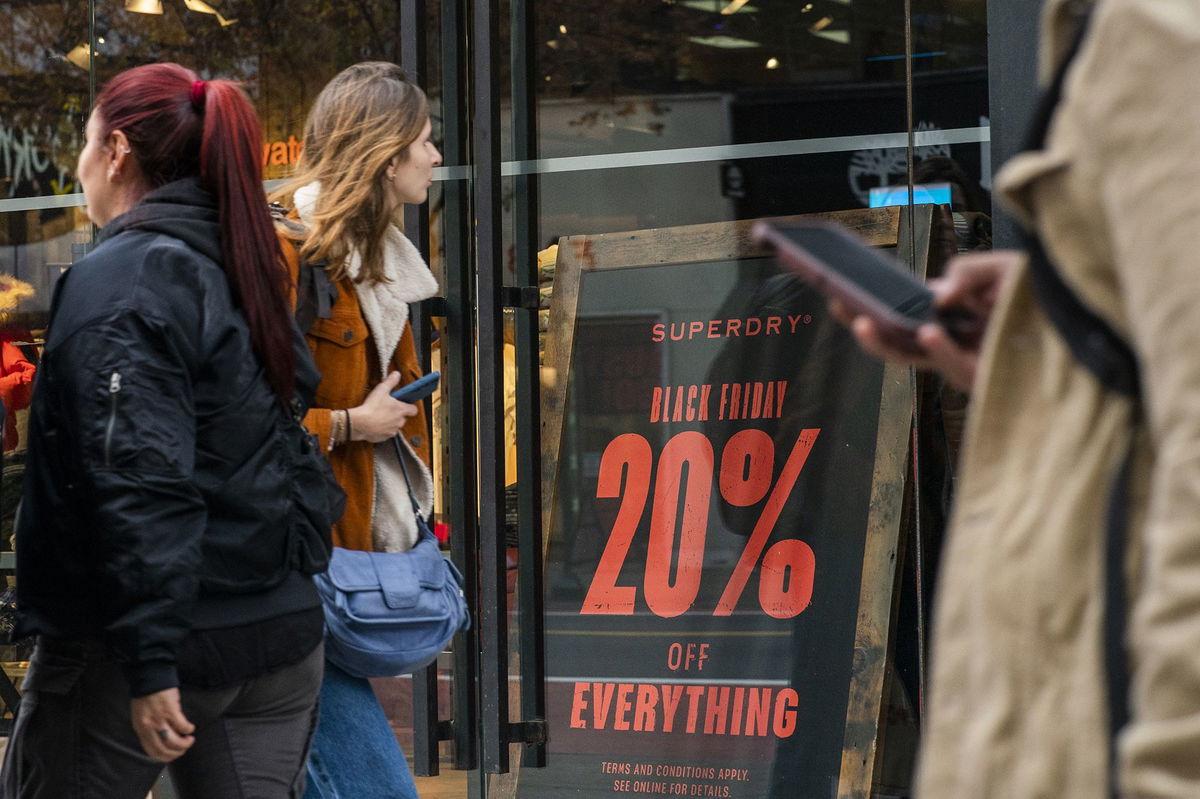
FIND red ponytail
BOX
[95,63,295,406]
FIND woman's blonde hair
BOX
[274,62,428,283]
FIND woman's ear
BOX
[384,153,400,182]
[105,130,134,181]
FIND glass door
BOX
[0,1,991,797]
[446,1,992,798]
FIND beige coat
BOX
[916,1,1200,796]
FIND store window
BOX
[518,2,989,798]
[0,1,990,796]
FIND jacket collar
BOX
[99,177,221,263]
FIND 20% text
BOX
[582,428,820,619]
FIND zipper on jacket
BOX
[104,370,121,467]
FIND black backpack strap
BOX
[311,263,336,321]
[1103,443,1134,768]
[271,203,338,335]
[1022,237,1140,398]
[1017,8,1137,796]
[293,254,337,335]
[1020,5,1139,400]
[294,249,317,333]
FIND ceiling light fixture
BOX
[688,34,762,49]
[558,24,568,34]
[812,29,849,44]
[720,0,750,14]
[183,0,237,27]
[125,0,236,25]
[680,0,758,12]
[765,57,780,69]
[809,15,834,32]
[124,0,164,13]
[64,43,94,70]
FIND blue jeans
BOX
[302,661,418,799]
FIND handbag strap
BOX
[390,435,427,523]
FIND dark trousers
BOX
[0,638,323,799]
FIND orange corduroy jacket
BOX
[281,239,431,552]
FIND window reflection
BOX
[536,0,986,96]
[533,0,990,233]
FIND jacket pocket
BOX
[103,369,121,468]
[308,313,368,350]
[23,640,89,695]
[307,313,370,409]
[91,361,187,474]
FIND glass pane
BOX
[910,0,992,223]
[534,0,910,158]
[94,0,406,183]
[0,0,92,702]
[535,148,911,243]
[887,2,989,796]
[0,0,90,313]
[518,1,992,797]
[530,2,915,241]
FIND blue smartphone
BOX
[390,371,440,403]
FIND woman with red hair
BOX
[0,63,339,798]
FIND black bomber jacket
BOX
[13,179,324,695]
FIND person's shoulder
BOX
[1106,0,1200,23]
[65,230,156,302]
[1095,0,1200,42]
[89,226,217,273]
[270,203,307,278]
[1065,0,1200,125]
[82,229,224,327]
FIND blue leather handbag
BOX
[313,437,469,678]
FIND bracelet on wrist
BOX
[327,408,345,451]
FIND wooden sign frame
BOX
[531,205,935,799]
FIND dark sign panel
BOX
[525,211,918,798]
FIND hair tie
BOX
[189,80,207,111]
